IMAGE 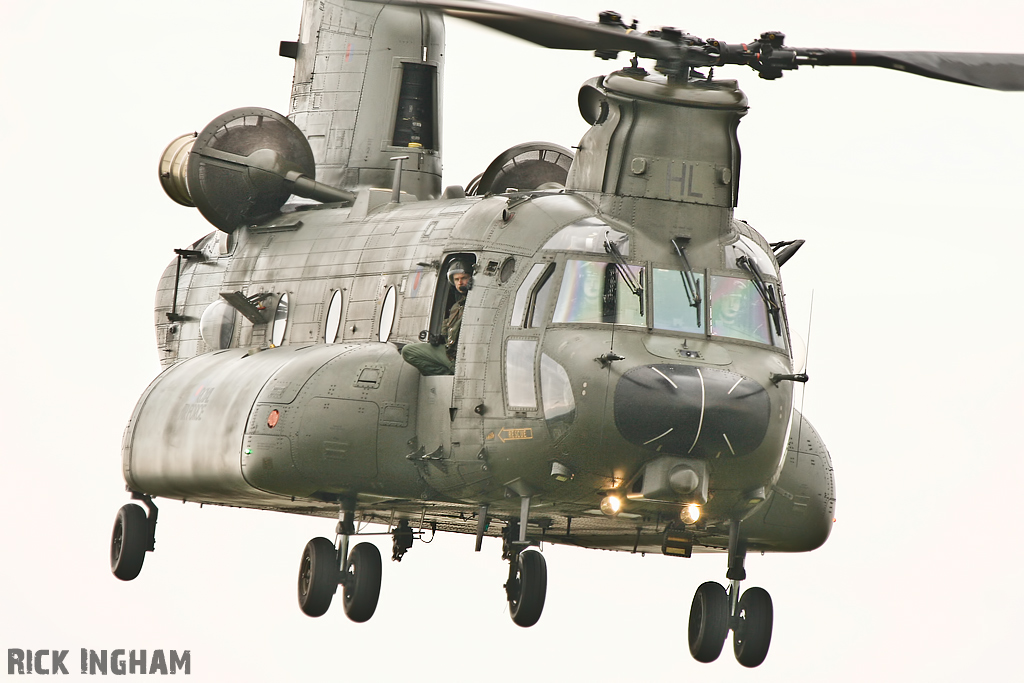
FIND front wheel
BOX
[342,542,382,623]
[110,504,149,581]
[733,587,773,668]
[688,581,729,663]
[507,549,547,627]
[297,537,338,617]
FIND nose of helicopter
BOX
[613,364,770,458]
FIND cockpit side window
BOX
[530,267,556,328]
[510,262,554,328]
[552,260,644,326]
[505,339,538,409]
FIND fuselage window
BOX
[499,257,516,283]
[540,353,575,422]
[379,286,397,342]
[542,217,630,255]
[199,299,237,350]
[653,268,705,334]
[505,339,538,409]
[271,294,289,347]
[552,259,644,326]
[325,290,343,344]
[510,262,555,328]
[709,276,772,345]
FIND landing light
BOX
[680,503,701,525]
[600,494,623,516]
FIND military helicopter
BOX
[108,0,1024,668]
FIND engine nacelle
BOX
[158,107,353,233]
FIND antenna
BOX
[794,291,815,450]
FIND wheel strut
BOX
[725,521,774,668]
[726,520,746,623]
[130,491,159,551]
[686,520,774,667]
[335,507,355,574]
[332,506,383,622]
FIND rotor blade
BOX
[378,0,675,58]
[800,49,1024,90]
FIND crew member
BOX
[402,261,471,375]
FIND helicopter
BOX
[106,0,1024,669]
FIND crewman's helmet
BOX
[448,261,469,285]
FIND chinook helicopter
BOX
[108,0,1024,669]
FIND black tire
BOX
[734,587,773,668]
[507,549,547,627]
[297,537,338,617]
[688,581,730,663]
[342,542,382,623]
[111,504,149,581]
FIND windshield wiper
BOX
[670,238,702,327]
[736,255,782,336]
[605,233,644,316]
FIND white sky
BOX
[2,0,1023,680]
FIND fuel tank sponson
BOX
[123,343,421,504]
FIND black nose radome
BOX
[614,365,770,458]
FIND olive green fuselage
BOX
[125,71,834,555]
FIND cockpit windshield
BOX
[709,275,773,345]
[546,258,787,349]
[653,268,705,334]
[552,260,644,326]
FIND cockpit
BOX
[511,218,788,351]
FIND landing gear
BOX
[295,510,382,622]
[297,537,338,617]
[110,494,158,581]
[501,496,548,627]
[341,543,382,622]
[688,581,730,662]
[733,587,773,668]
[686,522,774,667]
[506,548,547,627]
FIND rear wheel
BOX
[110,504,149,581]
[688,581,730,663]
[507,549,547,627]
[297,537,338,617]
[342,542,382,623]
[733,587,773,668]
